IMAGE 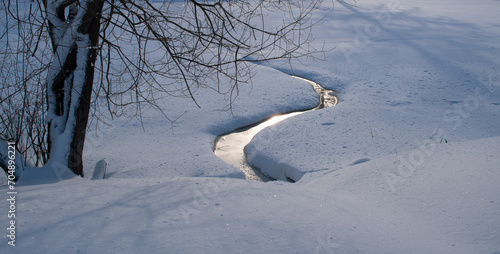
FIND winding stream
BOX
[214,76,338,181]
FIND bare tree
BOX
[0,0,323,180]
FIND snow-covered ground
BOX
[1,0,500,253]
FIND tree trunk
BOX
[45,0,104,177]
[68,0,104,177]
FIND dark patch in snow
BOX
[388,101,412,106]
[349,158,371,166]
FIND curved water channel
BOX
[213,76,338,182]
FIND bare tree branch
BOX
[1,0,327,178]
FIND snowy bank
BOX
[1,137,499,253]
[246,0,500,182]
[79,64,318,180]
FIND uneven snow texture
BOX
[247,0,500,180]
[1,137,499,253]
[1,0,499,253]
[81,64,318,180]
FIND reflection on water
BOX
[214,76,338,181]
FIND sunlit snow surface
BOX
[214,76,337,181]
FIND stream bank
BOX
[214,76,338,182]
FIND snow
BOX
[90,159,107,180]
[2,137,499,253]
[246,0,500,181]
[1,0,500,253]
